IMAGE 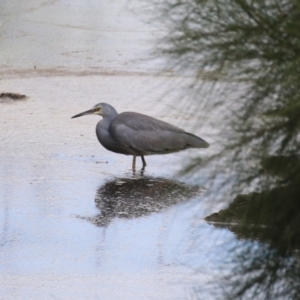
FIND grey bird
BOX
[72,103,209,169]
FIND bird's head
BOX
[71,103,118,119]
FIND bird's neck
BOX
[98,117,111,131]
[96,116,116,150]
[101,111,117,129]
[96,108,118,143]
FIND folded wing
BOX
[109,112,209,155]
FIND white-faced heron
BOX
[72,103,209,169]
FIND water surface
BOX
[1,1,244,299]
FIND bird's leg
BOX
[141,155,147,168]
[132,155,136,170]
[139,168,145,176]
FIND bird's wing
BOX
[109,112,205,154]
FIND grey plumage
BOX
[72,103,209,169]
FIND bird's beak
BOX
[71,108,97,119]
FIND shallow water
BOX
[1,1,244,299]
[0,74,236,299]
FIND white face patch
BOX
[93,106,102,114]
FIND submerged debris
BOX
[0,92,27,103]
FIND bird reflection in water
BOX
[83,176,204,227]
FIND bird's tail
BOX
[185,132,210,148]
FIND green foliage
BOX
[155,0,300,298]
[157,0,300,193]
